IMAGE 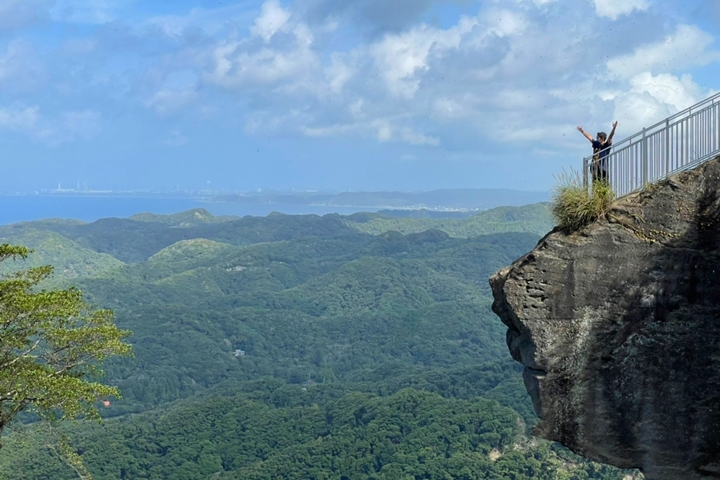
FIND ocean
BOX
[0,195,378,226]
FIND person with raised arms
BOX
[577,121,618,184]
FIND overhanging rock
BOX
[490,157,720,480]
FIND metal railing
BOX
[583,91,720,198]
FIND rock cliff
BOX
[490,158,720,480]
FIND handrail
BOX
[583,91,720,198]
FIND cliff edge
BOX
[490,158,720,479]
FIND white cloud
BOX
[369,28,436,99]
[204,6,317,90]
[251,0,292,42]
[198,1,589,147]
[433,95,481,120]
[628,72,702,111]
[593,0,650,20]
[607,25,718,78]
[369,16,482,99]
[145,88,197,116]
[325,54,354,94]
[301,123,354,138]
[482,9,528,38]
[88,0,716,154]
[612,72,706,133]
[206,40,317,88]
[0,106,40,130]
[372,119,440,146]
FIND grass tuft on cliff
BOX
[552,171,614,231]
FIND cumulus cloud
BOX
[204,2,540,144]
[204,2,317,90]
[593,0,650,20]
[627,72,703,111]
[7,0,716,157]
[125,0,702,155]
[251,0,291,42]
[369,23,469,99]
[612,72,707,133]
[607,25,718,78]
[188,0,607,148]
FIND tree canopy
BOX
[0,244,131,445]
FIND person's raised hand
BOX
[612,121,618,129]
[577,126,584,132]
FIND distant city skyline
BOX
[0,0,718,192]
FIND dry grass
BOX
[552,170,614,231]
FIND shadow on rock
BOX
[490,158,720,480]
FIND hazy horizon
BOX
[0,186,550,225]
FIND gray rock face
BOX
[490,159,720,480]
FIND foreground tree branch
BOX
[0,244,132,447]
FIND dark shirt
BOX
[591,140,611,182]
[592,140,612,161]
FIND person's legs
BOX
[600,167,608,184]
[599,157,609,184]
[591,161,602,183]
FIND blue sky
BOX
[1,0,718,192]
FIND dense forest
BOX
[0,205,639,479]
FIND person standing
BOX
[577,121,618,184]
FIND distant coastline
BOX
[0,188,549,226]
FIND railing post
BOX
[665,119,670,176]
[583,157,588,191]
[642,128,648,186]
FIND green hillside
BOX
[0,209,636,479]
[0,229,124,281]
[129,208,239,227]
[75,231,537,413]
[345,203,554,238]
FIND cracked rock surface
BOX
[490,158,720,480]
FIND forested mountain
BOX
[345,203,553,238]
[0,205,638,479]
